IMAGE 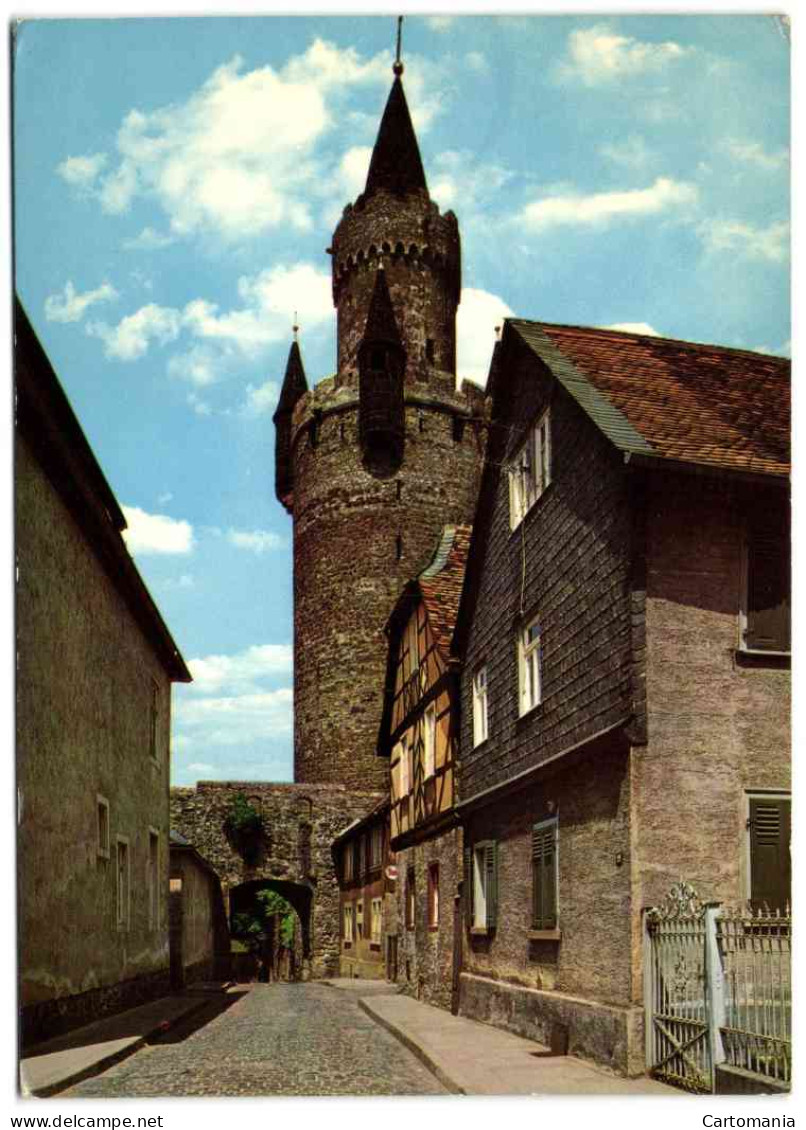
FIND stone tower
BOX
[276,62,487,791]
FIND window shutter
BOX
[749,797,791,912]
[532,823,557,929]
[746,515,790,651]
[463,845,473,924]
[484,841,498,930]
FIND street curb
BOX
[23,995,213,1098]
[357,997,466,1096]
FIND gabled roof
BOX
[510,320,790,477]
[418,525,473,655]
[273,339,308,420]
[363,74,428,199]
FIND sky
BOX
[12,11,790,789]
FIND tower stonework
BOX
[277,69,487,791]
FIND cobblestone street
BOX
[65,985,448,1097]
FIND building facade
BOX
[333,801,395,980]
[168,831,230,989]
[453,320,790,1075]
[16,300,191,1044]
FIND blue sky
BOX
[12,12,790,788]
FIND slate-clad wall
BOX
[460,343,634,802]
[291,389,485,790]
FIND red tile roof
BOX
[418,525,472,654]
[513,321,790,476]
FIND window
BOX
[518,617,542,716]
[356,899,364,941]
[369,823,384,870]
[406,867,416,929]
[343,903,354,944]
[510,409,551,527]
[472,666,488,747]
[148,829,159,929]
[343,842,354,883]
[423,705,436,778]
[397,736,411,798]
[116,837,130,931]
[97,795,110,859]
[741,512,790,653]
[748,794,791,912]
[427,862,440,929]
[426,338,435,364]
[466,841,498,931]
[371,897,383,945]
[532,818,558,931]
[149,679,160,762]
[405,613,420,678]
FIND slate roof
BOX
[418,525,473,654]
[363,75,428,199]
[362,268,403,348]
[273,339,308,419]
[511,320,790,477]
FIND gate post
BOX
[704,904,726,1091]
[642,907,655,1073]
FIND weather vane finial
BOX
[293,311,299,342]
[393,16,404,76]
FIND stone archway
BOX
[229,877,313,982]
[170,781,383,979]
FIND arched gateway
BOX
[171,782,382,979]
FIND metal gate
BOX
[644,882,712,1092]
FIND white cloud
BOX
[722,139,789,172]
[431,150,511,214]
[457,287,515,386]
[599,135,653,170]
[227,529,285,555]
[242,379,279,417]
[44,280,118,324]
[122,226,177,251]
[698,219,789,263]
[521,177,698,232]
[558,24,691,87]
[601,322,661,337]
[173,688,294,747]
[168,345,220,387]
[425,16,456,31]
[187,391,213,416]
[187,642,293,695]
[465,51,489,74]
[161,573,195,591]
[87,303,181,361]
[57,152,107,188]
[187,762,215,774]
[65,43,390,242]
[121,505,194,555]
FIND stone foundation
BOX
[21,967,171,1048]
[459,972,645,1077]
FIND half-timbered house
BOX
[378,525,470,1010]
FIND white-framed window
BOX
[509,408,551,528]
[423,704,436,778]
[149,678,160,762]
[370,897,383,944]
[532,817,559,931]
[148,828,160,929]
[397,734,410,797]
[472,666,488,747]
[116,835,130,931]
[97,795,110,859]
[356,899,364,940]
[470,841,498,930]
[518,617,543,716]
[343,903,354,944]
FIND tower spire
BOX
[363,25,427,199]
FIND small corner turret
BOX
[273,335,308,512]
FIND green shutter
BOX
[750,797,791,912]
[747,514,790,652]
[484,841,498,930]
[532,822,557,929]
[463,845,473,924]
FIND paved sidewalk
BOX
[359,993,674,1096]
[20,986,226,1097]
[322,977,403,998]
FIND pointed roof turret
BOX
[273,338,308,420]
[361,268,403,350]
[363,73,428,199]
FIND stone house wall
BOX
[17,434,173,1043]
